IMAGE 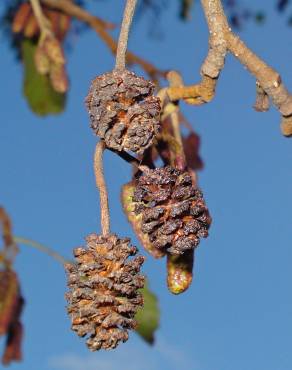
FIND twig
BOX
[226,31,292,118]
[41,0,164,80]
[30,0,53,39]
[115,0,137,70]
[14,236,68,265]
[94,141,110,236]
[41,0,115,30]
[108,148,140,167]
[166,0,227,105]
[166,0,292,135]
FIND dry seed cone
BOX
[121,182,165,259]
[85,69,161,154]
[65,233,145,351]
[132,166,212,255]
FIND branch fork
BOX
[165,0,292,136]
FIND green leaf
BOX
[21,39,66,116]
[135,282,160,345]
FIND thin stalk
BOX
[94,141,110,235]
[30,0,52,39]
[115,0,138,70]
[14,236,68,265]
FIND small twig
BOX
[94,141,110,236]
[108,148,140,167]
[115,0,138,70]
[14,236,68,265]
[30,0,52,39]
[41,0,115,30]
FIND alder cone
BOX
[85,69,161,154]
[65,233,145,351]
[132,166,212,255]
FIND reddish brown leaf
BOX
[2,320,23,366]
[0,270,20,336]
[183,132,204,171]
[12,2,32,34]
[0,208,13,249]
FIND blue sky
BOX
[1,1,292,370]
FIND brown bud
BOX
[43,36,65,65]
[49,63,69,93]
[12,2,32,34]
[58,13,71,40]
[167,251,194,294]
[254,82,270,112]
[34,46,50,75]
[23,13,39,38]
[281,115,292,137]
[46,10,71,40]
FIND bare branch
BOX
[165,0,292,136]
[200,0,227,79]
[226,32,292,118]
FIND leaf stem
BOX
[94,141,111,236]
[115,0,138,70]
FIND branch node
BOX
[254,81,270,112]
